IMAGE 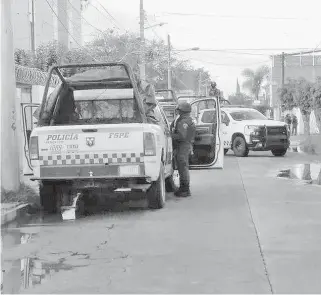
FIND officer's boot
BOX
[176,183,191,197]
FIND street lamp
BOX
[144,22,167,30]
[173,47,200,52]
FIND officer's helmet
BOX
[177,101,192,113]
[211,81,217,88]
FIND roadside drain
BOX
[277,163,321,185]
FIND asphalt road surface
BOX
[2,151,321,294]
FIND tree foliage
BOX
[14,30,211,92]
[278,77,321,135]
[241,65,270,100]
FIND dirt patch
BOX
[1,183,40,205]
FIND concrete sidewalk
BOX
[237,153,321,293]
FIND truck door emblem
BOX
[89,171,93,177]
[86,137,95,147]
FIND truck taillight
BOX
[29,136,39,160]
[144,132,156,156]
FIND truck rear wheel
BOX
[147,165,166,209]
[39,182,58,213]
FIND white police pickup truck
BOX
[198,106,290,157]
[28,63,179,215]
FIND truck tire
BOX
[39,182,58,213]
[165,170,179,192]
[232,136,249,157]
[271,148,287,157]
[147,165,166,209]
[224,149,229,155]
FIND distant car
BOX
[199,106,290,157]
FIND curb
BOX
[1,203,30,226]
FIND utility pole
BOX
[30,0,36,55]
[139,0,146,81]
[1,0,20,191]
[281,52,285,88]
[198,72,202,95]
[167,34,171,89]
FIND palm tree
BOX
[242,65,270,100]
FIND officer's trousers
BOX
[175,143,191,191]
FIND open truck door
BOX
[21,103,40,175]
[189,98,223,169]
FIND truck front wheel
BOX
[232,136,249,157]
[147,165,166,209]
[271,148,287,157]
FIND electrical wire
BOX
[45,0,97,62]
[67,0,104,34]
[95,0,125,31]
[160,11,309,21]
[87,2,120,30]
[189,57,270,67]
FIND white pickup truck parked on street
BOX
[28,63,178,215]
[198,106,290,157]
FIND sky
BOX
[82,0,321,96]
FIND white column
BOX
[1,0,20,191]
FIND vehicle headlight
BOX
[244,125,261,136]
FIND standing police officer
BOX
[171,101,196,197]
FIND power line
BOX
[175,49,269,56]
[45,0,97,61]
[174,47,313,52]
[89,0,124,31]
[67,0,104,34]
[160,12,309,21]
[95,0,125,30]
[189,57,270,67]
[87,2,120,30]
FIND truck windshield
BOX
[229,110,267,121]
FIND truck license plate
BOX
[119,165,139,176]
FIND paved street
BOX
[2,151,321,294]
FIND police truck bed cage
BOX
[155,89,178,103]
[38,62,146,125]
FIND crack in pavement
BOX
[236,158,274,294]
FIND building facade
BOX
[270,54,321,134]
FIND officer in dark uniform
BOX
[209,81,220,98]
[171,101,196,197]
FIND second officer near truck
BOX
[170,101,196,197]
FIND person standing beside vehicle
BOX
[285,114,292,134]
[292,114,298,136]
[171,102,196,197]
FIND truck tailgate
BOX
[34,124,145,178]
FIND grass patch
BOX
[1,182,39,205]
